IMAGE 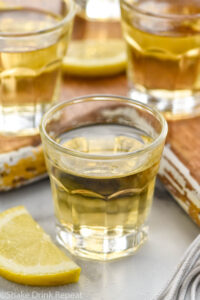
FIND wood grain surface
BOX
[61,74,128,100]
[167,117,200,183]
[159,115,200,226]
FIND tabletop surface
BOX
[0,179,199,300]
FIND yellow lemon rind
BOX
[62,57,126,77]
[0,268,81,286]
[0,206,81,286]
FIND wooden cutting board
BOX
[159,117,200,226]
[1,74,200,227]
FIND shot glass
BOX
[0,0,75,135]
[120,0,200,119]
[40,95,167,261]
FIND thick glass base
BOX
[129,88,200,120]
[0,103,51,135]
[56,224,148,261]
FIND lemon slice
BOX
[0,206,81,286]
[63,39,127,77]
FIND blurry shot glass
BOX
[120,0,200,119]
[40,95,167,261]
[0,0,75,135]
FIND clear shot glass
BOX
[120,0,200,119]
[40,95,167,260]
[0,0,75,135]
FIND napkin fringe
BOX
[155,234,200,300]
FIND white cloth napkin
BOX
[155,234,200,300]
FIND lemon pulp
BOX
[63,39,127,77]
[0,206,81,286]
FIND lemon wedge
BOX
[63,39,127,77]
[0,206,81,286]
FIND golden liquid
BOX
[46,125,159,248]
[0,7,70,134]
[121,0,200,100]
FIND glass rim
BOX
[121,0,200,21]
[0,0,76,38]
[40,95,168,160]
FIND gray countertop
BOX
[0,179,199,300]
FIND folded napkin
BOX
[155,234,200,300]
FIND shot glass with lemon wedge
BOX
[63,0,127,77]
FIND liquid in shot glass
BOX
[0,0,75,135]
[120,0,200,119]
[40,95,167,261]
